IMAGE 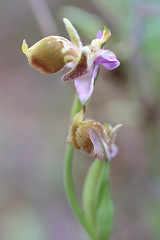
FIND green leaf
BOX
[83,160,114,240]
[94,162,114,240]
[82,159,104,230]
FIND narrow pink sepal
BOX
[89,128,110,161]
[96,31,103,39]
[110,144,118,159]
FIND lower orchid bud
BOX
[22,36,79,74]
[67,110,121,161]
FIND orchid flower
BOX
[22,18,120,105]
[67,110,122,161]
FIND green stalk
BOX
[63,93,95,239]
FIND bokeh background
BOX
[0,0,160,239]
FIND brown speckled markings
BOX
[31,57,54,74]
[76,121,105,153]
[28,36,79,74]
[68,119,106,154]
[62,51,89,81]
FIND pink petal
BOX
[110,144,118,159]
[89,128,110,161]
[62,46,91,82]
[74,75,92,105]
[74,65,99,104]
[92,64,99,82]
[94,49,120,70]
[96,31,103,39]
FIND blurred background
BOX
[0,0,160,239]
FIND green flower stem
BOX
[64,93,95,239]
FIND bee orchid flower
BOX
[22,18,120,105]
[67,110,122,161]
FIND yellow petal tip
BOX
[102,27,111,42]
[22,39,28,55]
[73,109,84,124]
